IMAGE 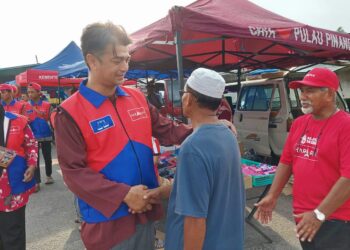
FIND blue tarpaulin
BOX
[247,69,279,76]
[34,41,88,78]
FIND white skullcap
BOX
[186,68,225,99]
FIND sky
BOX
[1,0,349,69]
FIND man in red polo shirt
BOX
[255,68,350,250]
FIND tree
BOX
[336,26,346,33]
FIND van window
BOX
[224,92,237,111]
[271,87,281,111]
[336,94,347,111]
[289,89,299,108]
[238,85,273,111]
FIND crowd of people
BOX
[0,21,350,250]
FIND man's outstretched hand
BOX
[254,194,277,224]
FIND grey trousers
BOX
[111,221,155,250]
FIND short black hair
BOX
[186,85,222,111]
[81,22,132,69]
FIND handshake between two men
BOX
[123,180,172,214]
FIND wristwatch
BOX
[313,209,326,222]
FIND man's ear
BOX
[86,54,98,71]
[187,93,196,107]
[327,89,337,102]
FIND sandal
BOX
[154,238,165,249]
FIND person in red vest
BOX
[54,22,193,250]
[27,82,53,191]
[0,84,31,117]
[0,104,38,250]
[21,93,29,103]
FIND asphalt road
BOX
[26,146,301,250]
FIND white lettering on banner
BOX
[325,33,350,50]
[248,25,350,51]
[293,28,324,46]
[38,75,58,80]
[248,26,276,38]
[294,27,350,51]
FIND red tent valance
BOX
[16,69,83,87]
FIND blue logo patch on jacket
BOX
[89,115,115,133]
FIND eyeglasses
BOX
[179,90,189,97]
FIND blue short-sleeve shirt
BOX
[165,124,245,250]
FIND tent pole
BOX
[175,30,187,122]
[58,77,61,105]
[237,66,242,93]
[175,30,184,92]
[170,75,175,121]
[222,37,225,67]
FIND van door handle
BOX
[239,113,243,122]
[271,117,283,123]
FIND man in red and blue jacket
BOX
[27,82,53,190]
[0,105,38,250]
[54,22,192,250]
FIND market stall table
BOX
[242,159,276,243]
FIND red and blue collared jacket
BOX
[28,100,52,139]
[60,81,158,223]
[1,100,28,116]
[5,112,36,195]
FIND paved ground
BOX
[26,146,301,249]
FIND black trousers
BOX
[300,220,350,250]
[34,141,52,183]
[0,206,26,250]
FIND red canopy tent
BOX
[16,69,83,87]
[130,0,350,88]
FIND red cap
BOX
[289,68,339,91]
[0,84,13,91]
[28,82,41,91]
[10,85,17,93]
